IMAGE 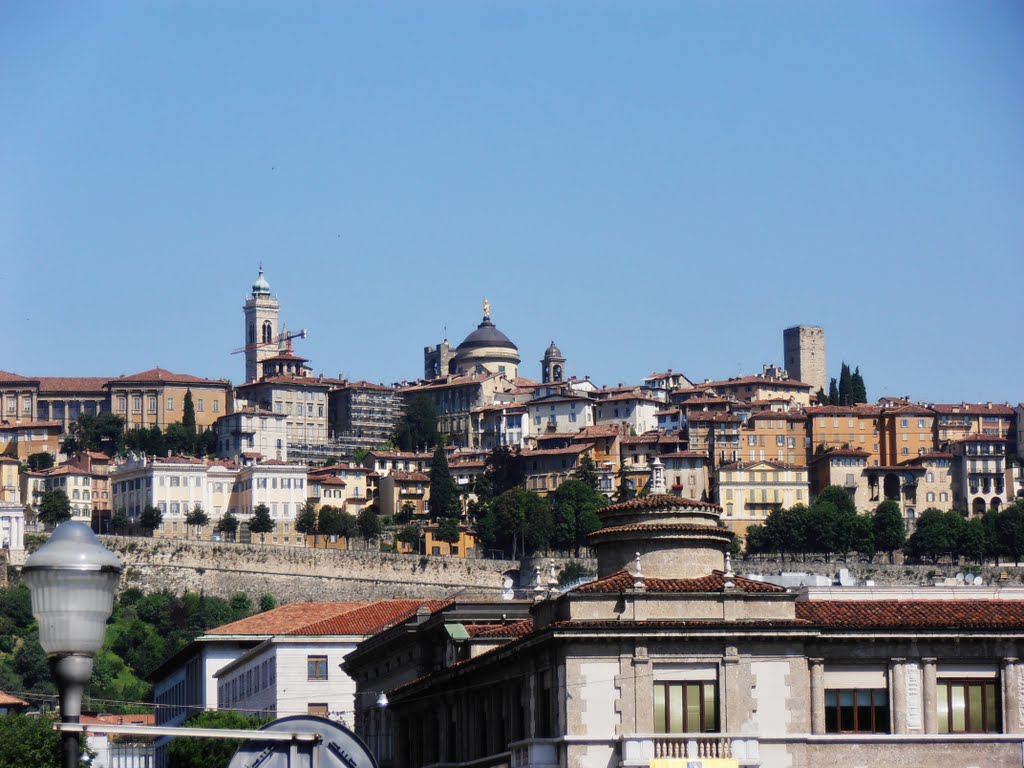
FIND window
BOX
[937,679,999,733]
[197,399,204,412]
[132,397,142,413]
[308,703,329,717]
[654,681,718,733]
[307,655,328,681]
[214,400,220,413]
[825,690,889,733]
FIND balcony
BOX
[621,734,759,766]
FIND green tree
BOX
[962,518,991,564]
[249,503,275,543]
[295,501,319,547]
[573,454,599,490]
[485,446,525,495]
[216,510,239,542]
[63,412,126,455]
[996,502,1024,563]
[815,387,828,406]
[357,507,381,542]
[815,485,858,518]
[396,501,417,524]
[872,500,906,562]
[111,509,130,535]
[429,444,460,520]
[435,516,462,545]
[318,505,356,544]
[838,362,853,406]
[851,514,875,558]
[112,619,168,678]
[26,452,54,471]
[164,422,195,455]
[185,503,209,540]
[393,394,439,452]
[0,713,64,768]
[0,584,34,628]
[259,593,277,612]
[138,505,163,536]
[550,479,605,555]
[397,523,422,551]
[166,710,272,768]
[907,507,956,562]
[482,488,551,559]
[182,389,198,444]
[38,488,72,527]
[827,378,840,406]
[351,447,371,466]
[850,366,867,404]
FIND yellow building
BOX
[106,368,232,431]
[0,456,19,503]
[741,410,810,465]
[396,524,477,558]
[0,420,63,460]
[717,460,809,536]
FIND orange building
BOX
[106,367,232,431]
[931,402,1015,444]
[740,411,809,465]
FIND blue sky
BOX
[3,1,1022,404]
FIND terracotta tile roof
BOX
[0,456,20,464]
[879,404,934,417]
[392,470,430,482]
[810,448,870,462]
[0,371,37,384]
[954,435,1009,443]
[573,569,785,594]
[797,600,1024,629]
[36,376,111,393]
[287,600,433,636]
[589,523,732,540]
[621,432,664,445]
[535,432,576,442]
[747,410,807,422]
[0,691,29,706]
[574,425,622,439]
[601,493,721,513]
[41,464,89,477]
[401,373,501,393]
[472,619,534,638]
[236,375,331,388]
[522,444,594,457]
[206,602,368,635]
[930,403,1015,416]
[806,405,881,417]
[910,452,955,461]
[548,618,810,630]
[107,367,229,386]
[0,420,62,430]
[313,476,347,487]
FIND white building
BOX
[214,407,289,462]
[0,501,24,553]
[527,393,594,437]
[594,391,661,434]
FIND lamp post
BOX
[375,691,388,766]
[22,521,123,768]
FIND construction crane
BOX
[231,327,308,356]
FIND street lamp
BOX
[375,691,388,765]
[23,521,123,768]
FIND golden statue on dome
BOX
[483,298,491,318]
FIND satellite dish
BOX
[228,715,377,768]
[974,575,984,586]
[955,573,965,583]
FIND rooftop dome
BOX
[252,268,271,296]
[544,341,563,358]
[457,316,518,352]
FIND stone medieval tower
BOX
[783,325,826,394]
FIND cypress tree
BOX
[827,378,840,406]
[838,362,853,406]
[428,444,460,520]
[815,387,827,406]
[851,367,867,404]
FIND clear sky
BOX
[3,1,1022,404]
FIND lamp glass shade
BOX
[22,521,122,657]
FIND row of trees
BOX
[816,362,868,406]
[745,488,905,561]
[293,502,380,546]
[61,391,217,458]
[906,501,1024,563]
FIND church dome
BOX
[456,317,518,352]
[544,341,563,359]
[252,268,271,296]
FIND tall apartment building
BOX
[783,325,826,394]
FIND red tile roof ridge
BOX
[288,600,436,636]
[37,376,112,392]
[797,600,1024,629]
[522,444,594,457]
[573,569,786,594]
[601,493,721,514]
[472,619,534,638]
[206,601,370,635]
[108,367,230,385]
[0,370,37,383]
[391,470,430,482]
[0,691,29,706]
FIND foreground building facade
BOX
[349,471,1024,768]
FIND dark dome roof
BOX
[457,317,518,351]
[544,341,563,358]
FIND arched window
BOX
[248,324,256,344]
[553,365,563,382]
[262,321,273,344]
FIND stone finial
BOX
[723,551,735,590]
[633,551,645,591]
[649,457,666,496]
[534,564,544,593]
[548,560,559,588]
